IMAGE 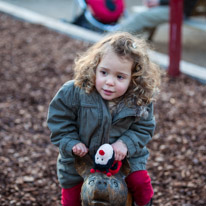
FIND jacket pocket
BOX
[58,154,74,164]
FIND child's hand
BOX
[72,143,89,157]
[111,140,128,161]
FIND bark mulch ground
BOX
[0,13,205,206]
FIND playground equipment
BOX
[75,154,134,206]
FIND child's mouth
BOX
[103,89,114,95]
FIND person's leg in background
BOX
[116,6,169,34]
[126,170,153,206]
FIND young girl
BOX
[47,32,161,206]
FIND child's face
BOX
[95,49,132,101]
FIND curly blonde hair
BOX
[74,32,161,106]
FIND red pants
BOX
[61,170,153,206]
[61,182,83,206]
[126,170,153,206]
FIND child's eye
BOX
[101,71,107,75]
[117,75,124,80]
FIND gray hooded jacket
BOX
[47,80,155,188]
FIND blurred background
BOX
[1,0,206,68]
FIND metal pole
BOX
[168,0,183,76]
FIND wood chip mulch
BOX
[0,13,205,206]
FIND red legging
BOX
[61,171,153,206]
[125,170,153,206]
[61,182,83,206]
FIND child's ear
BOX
[74,154,93,179]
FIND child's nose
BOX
[106,77,115,86]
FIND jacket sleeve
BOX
[119,103,155,157]
[47,83,81,158]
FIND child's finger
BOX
[115,152,125,161]
[81,147,89,156]
[72,143,88,156]
[72,146,77,153]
